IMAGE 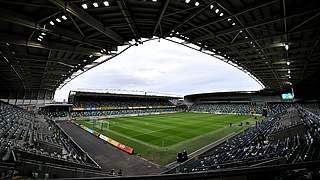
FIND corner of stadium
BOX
[1,0,320,179]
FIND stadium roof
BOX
[184,89,280,100]
[0,0,319,99]
[69,91,182,100]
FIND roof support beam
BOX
[1,56,26,90]
[68,15,85,37]
[228,47,311,58]
[194,8,320,42]
[244,53,320,64]
[181,0,280,35]
[282,0,288,41]
[1,53,79,65]
[230,31,241,44]
[40,50,52,90]
[48,0,124,44]
[163,5,203,18]
[117,0,139,40]
[301,40,319,79]
[0,7,105,49]
[0,33,101,56]
[0,0,57,9]
[209,27,320,49]
[289,12,320,32]
[165,1,216,37]
[153,0,170,36]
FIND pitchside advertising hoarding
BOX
[75,122,134,154]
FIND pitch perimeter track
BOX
[57,121,162,176]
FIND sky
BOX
[54,39,263,102]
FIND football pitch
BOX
[76,112,262,165]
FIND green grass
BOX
[76,112,262,165]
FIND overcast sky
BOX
[54,39,263,102]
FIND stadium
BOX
[1,0,320,179]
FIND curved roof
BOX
[0,0,319,99]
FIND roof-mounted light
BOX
[82,3,88,9]
[103,1,110,6]
[284,43,289,51]
[93,2,99,7]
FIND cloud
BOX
[54,39,263,101]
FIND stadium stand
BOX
[190,102,319,116]
[71,108,177,117]
[73,100,173,109]
[69,91,180,118]
[0,100,112,178]
[167,106,320,176]
[190,103,258,114]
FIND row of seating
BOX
[190,103,256,114]
[0,100,101,178]
[71,107,177,117]
[172,107,320,173]
[190,102,319,116]
[73,100,173,109]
